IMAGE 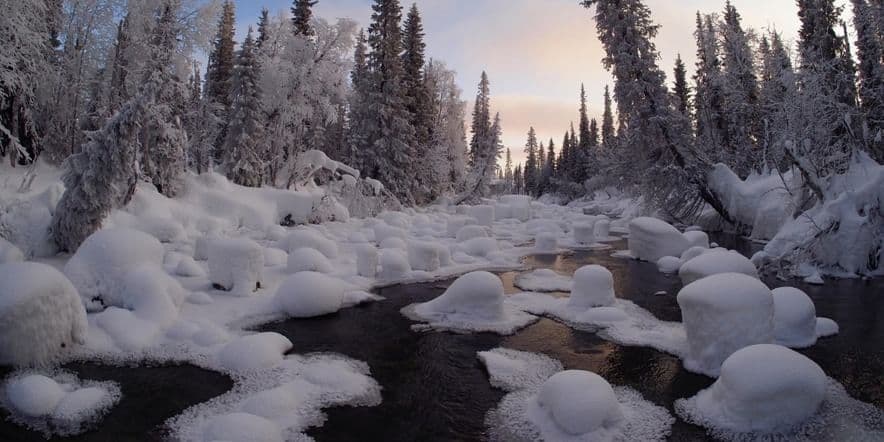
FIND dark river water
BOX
[1,237,882,441]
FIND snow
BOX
[568,265,616,310]
[772,287,819,348]
[455,224,488,242]
[593,219,611,240]
[573,222,595,245]
[0,262,87,366]
[403,271,537,334]
[678,249,758,285]
[815,317,840,338]
[201,412,284,442]
[534,232,559,253]
[379,249,411,279]
[175,256,205,277]
[63,228,165,311]
[446,216,478,237]
[481,349,674,442]
[207,238,264,296]
[675,344,827,435]
[459,237,499,257]
[286,247,333,274]
[408,240,441,271]
[274,272,348,318]
[514,269,571,292]
[1,371,121,437]
[676,273,774,376]
[680,246,710,263]
[379,236,407,250]
[682,230,710,249]
[217,333,293,373]
[627,217,690,262]
[281,229,339,259]
[467,204,495,226]
[0,237,24,264]
[656,256,682,274]
[356,245,378,277]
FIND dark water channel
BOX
[1,236,882,441]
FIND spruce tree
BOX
[504,147,513,191]
[469,72,492,166]
[223,28,264,187]
[348,29,370,169]
[694,12,727,162]
[758,31,795,170]
[576,84,592,183]
[256,8,270,48]
[601,85,615,148]
[720,1,761,175]
[851,0,884,161]
[204,0,236,158]
[523,127,538,195]
[291,0,317,37]
[402,3,434,202]
[672,54,691,117]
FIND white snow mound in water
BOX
[772,287,838,348]
[286,247,333,274]
[628,217,689,262]
[679,249,758,285]
[217,333,293,373]
[537,370,624,435]
[677,273,774,377]
[281,229,339,259]
[568,265,616,310]
[535,232,558,253]
[0,262,87,366]
[208,238,264,296]
[274,271,348,318]
[201,412,283,442]
[404,271,536,334]
[0,237,24,264]
[676,344,826,434]
[63,228,164,311]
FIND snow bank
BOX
[569,265,616,310]
[0,262,87,366]
[286,247,333,274]
[64,228,165,311]
[274,272,349,318]
[208,238,264,296]
[678,250,758,285]
[513,269,571,292]
[217,333,293,373]
[675,344,826,435]
[1,371,121,437]
[404,272,536,334]
[677,273,774,376]
[628,217,689,262]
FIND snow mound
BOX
[447,216,478,237]
[680,246,710,263]
[678,250,758,285]
[771,287,838,348]
[535,232,558,253]
[569,265,616,310]
[573,222,595,246]
[537,370,624,435]
[628,217,689,262]
[675,344,827,435]
[175,256,205,277]
[63,228,165,311]
[459,237,499,258]
[593,219,611,241]
[208,238,264,296]
[478,348,563,391]
[218,333,293,373]
[683,230,710,249]
[286,247,333,274]
[282,229,339,259]
[467,205,495,226]
[0,262,87,366]
[1,371,121,437]
[356,245,378,277]
[379,249,410,280]
[408,241,441,272]
[455,225,488,242]
[0,237,24,264]
[274,272,348,318]
[404,271,536,334]
[202,412,283,442]
[815,317,839,337]
[677,273,774,376]
[656,256,682,274]
[514,269,571,292]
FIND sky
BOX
[233,0,853,165]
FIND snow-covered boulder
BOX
[208,238,264,296]
[379,249,410,280]
[373,223,407,245]
[679,246,710,263]
[467,205,495,227]
[677,273,774,376]
[4,374,66,417]
[682,230,710,249]
[217,333,293,372]
[408,241,441,272]
[175,256,205,277]
[593,219,611,240]
[286,247,333,274]
[64,228,165,311]
[379,237,407,250]
[455,225,488,242]
[573,222,595,245]
[628,217,690,262]
[356,245,378,277]
[446,216,478,237]
[120,266,187,325]
[656,256,682,274]
[534,232,558,253]
[772,287,819,348]
[678,250,758,285]
[0,263,87,366]
[0,237,24,264]
[536,370,624,436]
[675,344,826,434]
[274,272,347,318]
[568,265,616,310]
[281,230,338,259]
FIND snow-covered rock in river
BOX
[208,238,264,296]
[356,245,378,277]
[455,225,488,242]
[404,271,536,334]
[459,237,498,258]
[677,273,774,376]
[682,230,710,249]
[408,241,441,272]
[63,228,165,311]
[0,237,24,264]
[678,249,758,285]
[593,219,611,240]
[274,272,347,318]
[175,256,205,277]
[534,232,558,253]
[0,262,87,366]
[379,249,410,280]
[771,287,837,348]
[675,344,826,435]
[217,333,293,372]
[628,217,689,262]
[573,222,595,246]
[656,256,682,274]
[4,374,66,417]
[467,205,495,227]
[286,247,333,274]
[281,229,339,259]
[568,265,616,310]
[537,370,624,435]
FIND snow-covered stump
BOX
[568,265,616,310]
[534,232,558,253]
[208,239,264,296]
[676,273,775,376]
[573,222,595,245]
[356,245,378,278]
[0,263,88,366]
[678,250,758,285]
[536,370,624,436]
[675,344,826,435]
[286,248,333,274]
[408,241,441,272]
[627,217,690,262]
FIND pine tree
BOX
[672,54,691,118]
[601,85,615,148]
[256,8,270,48]
[523,127,538,195]
[204,0,236,159]
[107,15,132,115]
[720,1,761,175]
[291,0,317,37]
[693,12,727,162]
[851,0,884,161]
[540,138,556,193]
[223,27,264,187]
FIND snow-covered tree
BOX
[291,0,317,37]
[851,0,884,162]
[425,59,468,194]
[460,110,502,203]
[757,30,795,170]
[694,12,727,163]
[402,3,435,203]
[720,1,761,175]
[223,27,264,187]
[575,84,591,184]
